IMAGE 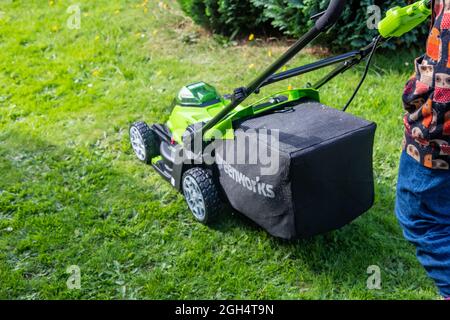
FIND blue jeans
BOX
[396,152,450,297]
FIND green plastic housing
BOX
[166,83,320,144]
[176,82,221,107]
[378,0,431,38]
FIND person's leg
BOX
[396,152,450,298]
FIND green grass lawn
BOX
[0,0,439,299]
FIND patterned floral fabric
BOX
[402,0,450,170]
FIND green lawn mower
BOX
[130,0,432,239]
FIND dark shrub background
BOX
[178,0,430,50]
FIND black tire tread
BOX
[183,167,223,225]
[130,121,159,164]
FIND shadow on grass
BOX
[0,128,435,299]
[0,129,189,298]
[210,176,435,298]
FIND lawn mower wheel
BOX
[130,121,159,164]
[182,167,223,225]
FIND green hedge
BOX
[178,0,429,50]
[178,0,192,13]
[178,0,270,38]
[251,0,428,50]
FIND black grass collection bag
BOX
[214,101,377,239]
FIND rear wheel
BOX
[182,167,223,225]
[130,121,159,164]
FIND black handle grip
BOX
[315,0,346,31]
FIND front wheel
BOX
[182,167,223,225]
[129,121,159,164]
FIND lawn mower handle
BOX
[199,0,347,138]
[315,0,346,31]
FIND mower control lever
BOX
[311,10,326,21]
